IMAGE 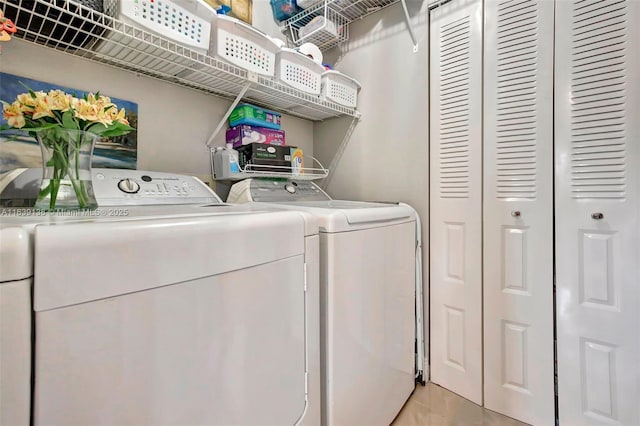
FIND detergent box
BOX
[290,148,304,175]
[237,143,295,172]
[229,103,282,129]
[226,125,286,148]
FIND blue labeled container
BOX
[270,0,301,22]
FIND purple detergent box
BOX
[225,125,286,148]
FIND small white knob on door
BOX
[591,212,604,220]
[511,210,521,217]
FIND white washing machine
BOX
[0,168,320,426]
[228,179,419,426]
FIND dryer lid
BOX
[272,201,416,232]
[32,210,306,311]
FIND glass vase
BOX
[34,128,99,211]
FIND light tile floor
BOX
[391,383,529,426]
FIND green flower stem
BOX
[46,135,89,209]
[76,132,88,207]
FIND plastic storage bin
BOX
[275,48,326,94]
[320,70,361,108]
[102,0,213,52]
[229,104,282,129]
[209,14,279,76]
[298,15,339,41]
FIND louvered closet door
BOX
[429,0,483,405]
[482,0,555,424]
[555,0,640,425]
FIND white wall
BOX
[313,1,430,375]
[252,0,290,42]
[0,1,311,187]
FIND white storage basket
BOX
[275,48,326,95]
[320,70,361,108]
[209,14,279,76]
[102,0,213,52]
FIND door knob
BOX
[511,211,521,217]
[591,212,604,220]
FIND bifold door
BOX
[555,0,640,424]
[429,0,484,405]
[483,0,555,424]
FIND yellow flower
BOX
[86,93,98,104]
[73,99,99,122]
[47,90,71,112]
[16,93,36,112]
[4,88,133,138]
[107,106,129,126]
[3,101,26,128]
[32,97,55,120]
[95,106,114,126]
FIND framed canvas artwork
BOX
[0,72,138,174]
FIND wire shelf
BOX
[211,151,329,181]
[328,0,400,22]
[282,1,348,51]
[280,0,400,51]
[1,0,358,121]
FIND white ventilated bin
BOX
[209,14,279,76]
[275,48,326,95]
[320,70,361,108]
[94,0,214,77]
[102,0,213,52]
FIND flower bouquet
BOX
[1,88,134,210]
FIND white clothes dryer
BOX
[228,179,419,426]
[0,168,320,426]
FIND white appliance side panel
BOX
[429,0,484,404]
[322,222,416,426]
[0,227,32,282]
[0,278,31,426]
[299,234,321,426]
[34,256,307,426]
[482,0,555,424]
[555,1,640,425]
[33,211,304,311]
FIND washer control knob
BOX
[285,184,297,194]
[118,178,140,194]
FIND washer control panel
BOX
[92,169,221,205]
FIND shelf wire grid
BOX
[280,0,400,51]
[211,151,329,181]
[328,0,400,21]
[282,1,348,51]
[1,0,357,121]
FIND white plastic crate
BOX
[321,70,361,108]
[209,14,279,76]
[102,0,213,52]
[275,48,326,95]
